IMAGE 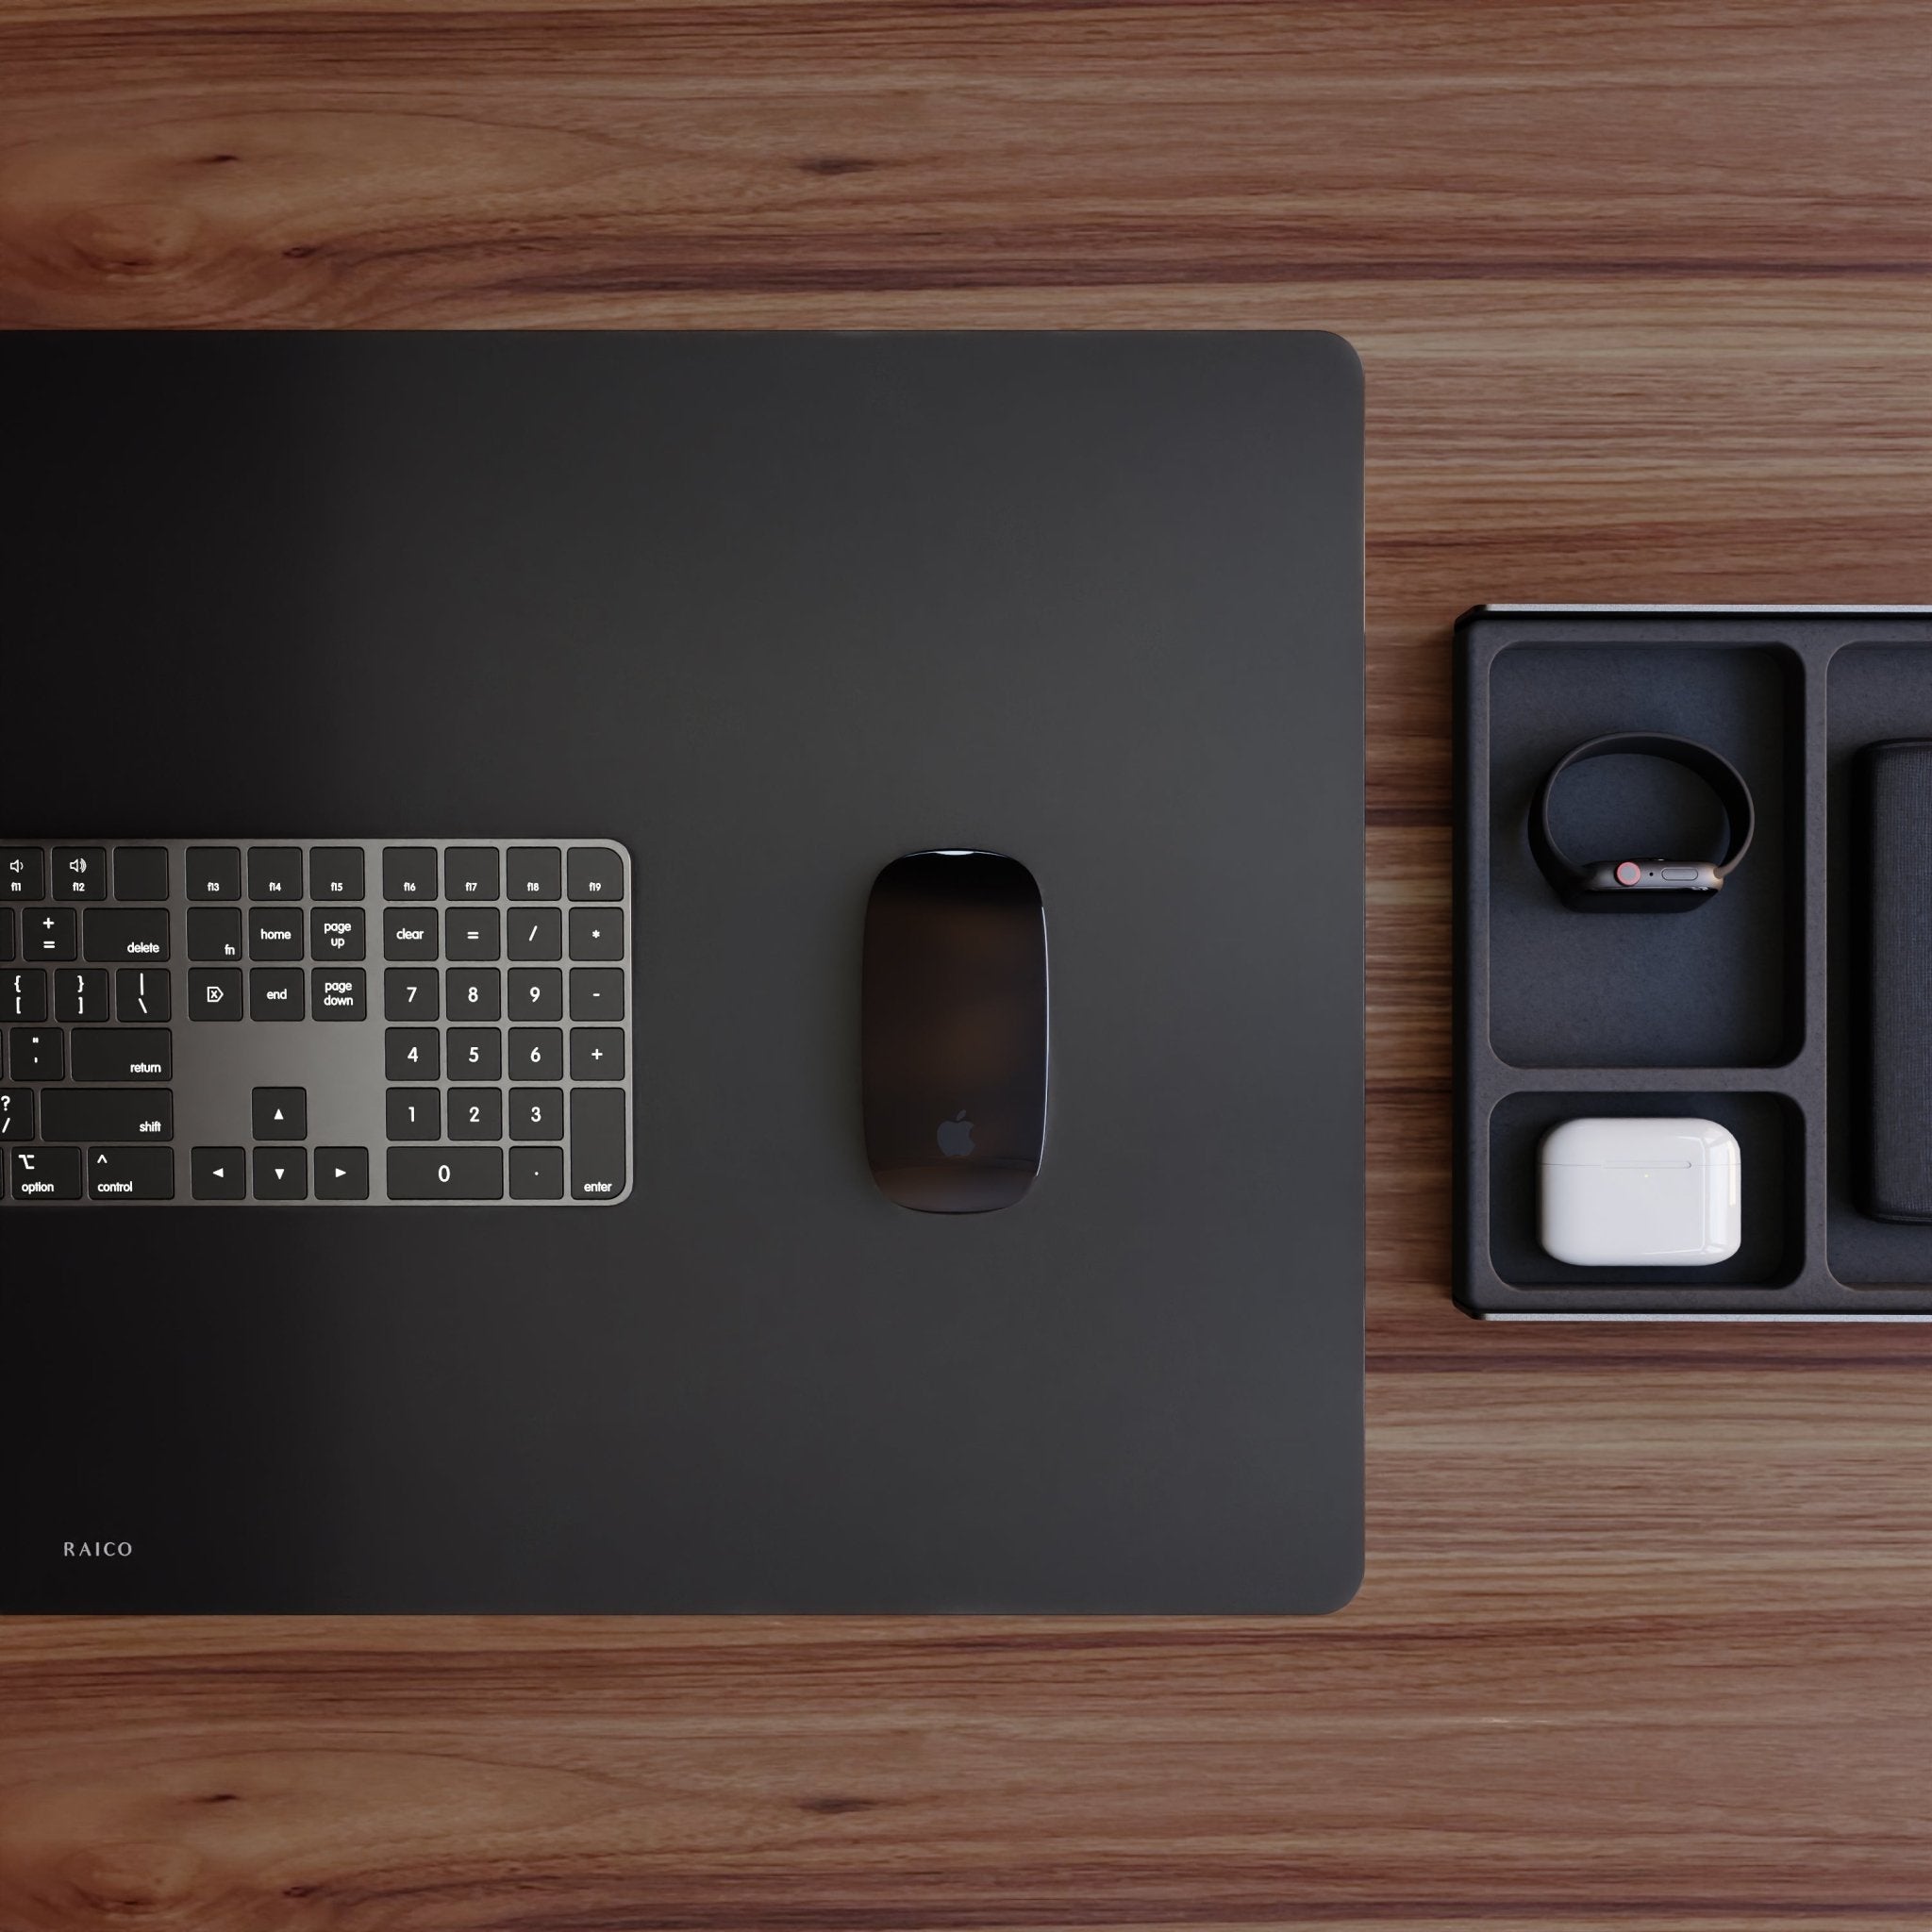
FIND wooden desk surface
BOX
[4,3,1930,1925]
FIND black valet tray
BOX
[1457,604,1932,1319]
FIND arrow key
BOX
[253,1087,307,1141]
[253,1147,309,1201]
[192,1147,247,1200]
[315,1147,370,1201]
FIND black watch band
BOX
[1529,731,1755,913]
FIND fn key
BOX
[570,1089,626,1201]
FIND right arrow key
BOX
[315,1147,370,1201]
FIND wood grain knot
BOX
[60,1841,203,1914]
[61,201,203,275]
[799,156,879,175]
[797,1794,882,1814]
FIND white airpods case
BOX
[1538,1116,1742,1267]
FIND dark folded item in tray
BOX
[1859,741,1932,1222]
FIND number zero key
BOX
[387,1146,504,1200]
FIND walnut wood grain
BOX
[4,2,1932,1926]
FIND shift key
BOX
[73,1028,172,1083]
[41,1089,173,1143]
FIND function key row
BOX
[1,843,625,905]
[2,847,168,903]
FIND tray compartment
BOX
[1487,1090,1802,1290]
[1826,643,1932,1288]
[1487,642,1803,1070]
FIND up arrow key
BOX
[252,1088,307,1141]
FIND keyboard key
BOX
[510,1087,563,1141]
[192,1147,246,1200]
[386,1089,441,1141]
[384,967,439,1021]
[0,1090,34,1140]
[383,907,439,960]
[250,967,306,1020]
[11,1145,81,1200]
[85,908,170,964]
[315,1147,371,1200]
[4,970,48,1024]
[56,967,108,1024]
[445,908,501,961]
[253,1147,308,1201]
[308,848,366,901]
[310,907,367,961]
[388,1145,504,1200]
[249,908,304,961]
[25,908,76,961]
[510,1026,563,1081]
[74,1028,172,1083]
[382,847,438,901]
[253,1087,306,1141]
[447,1026,503,1080]
[0,908,11,963]
[508,907,562,961]
[570,967,625,1023]
[568,845,625,903]
[444,848,501,901]
[569,1028,625,1081]
[10,1028,63,1080]
[312,968,367,1021]
[110,846,170,904]
[53,847,108,900]
[508,847,562,902]
[113,847,169,902]
[570,1089,627,1200]
[189,908,243,962]
[117,967,170,1022]
[42,1089,173,1143]
[445,967,501,1021]
[510,1146,564,1199]
[88,1146,174,1200]
[568,906,625,961]
[1,848,44,901]
[248,846,303,900]
[448,1088,503,1141]
[508,968,562,1021]
[190,967,242,1020]
[387,1027,440,1081]
[187,847,242,901]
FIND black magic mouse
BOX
[861,849,1048,1213]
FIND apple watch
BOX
[1529,731,1754,912]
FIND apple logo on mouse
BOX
[937,1110,975,1158]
